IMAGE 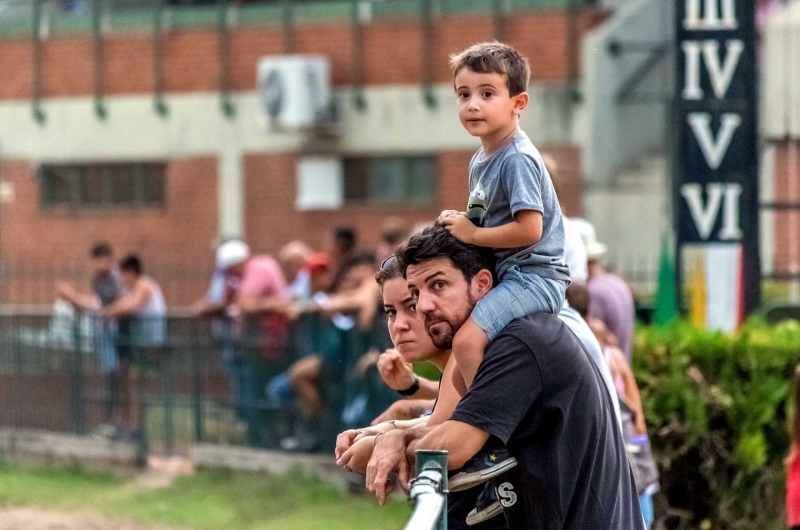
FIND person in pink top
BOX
[788,366,800,530]
[216,240,289,447]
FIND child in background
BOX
[788,366,800,530]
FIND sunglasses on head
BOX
[380,254,397,271]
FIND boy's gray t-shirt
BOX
[467,130,569,281]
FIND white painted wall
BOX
[762,0,800,140]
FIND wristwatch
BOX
[397,374,420,397]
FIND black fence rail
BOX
[0,308,397,459]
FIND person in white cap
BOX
[573,220,636,362]
[216,239,289,447]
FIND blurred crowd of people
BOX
[52,218,420,449]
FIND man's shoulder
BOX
[496,312,567,342]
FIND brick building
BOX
[0,2,606,305]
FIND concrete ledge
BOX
[193,443,351,490]
[0,428,138,468]
[193,443,332,474]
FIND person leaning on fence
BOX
[361,226,643,529]
[336,227,624,526]
[55,241,122,428]
[335,255,505,530]
[100,254,166,442]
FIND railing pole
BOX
[192,317,204,443]
[404,450,448,530]
[70,310,86,435]
[417,450,448,530]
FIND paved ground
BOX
[0,508,178,530]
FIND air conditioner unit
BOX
[257,55,333,131]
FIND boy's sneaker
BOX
[466,483,503,526]
[449,447,517,492]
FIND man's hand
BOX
[366,430,410,505]
[441,213,477,245]
[376,349,416,391]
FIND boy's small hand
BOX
[442,214,477,244]
[437,210,466,224]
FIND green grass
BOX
[0,462,411,530]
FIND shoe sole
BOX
[449,458,518,492]
[466,501,503,526]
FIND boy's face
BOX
[454,68,528,139]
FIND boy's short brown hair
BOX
[450,41,531,97]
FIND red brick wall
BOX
[0,9,606,101]
[0,157,218,305]
[0,142,581,305]
[243,145,582,256]
[773,140,800,275]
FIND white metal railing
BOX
[403,450,448,530]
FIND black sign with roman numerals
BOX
[675,0,760,320]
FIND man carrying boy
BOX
[435,41,570,486]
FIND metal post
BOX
[192,318,204,443]
[408,450,448,530]
[565,0,581,102]
[492,0,503,42]
[70,311,86,435]
[163,351,175,456]
[217,0,236,118]
[32,0,46,124]
[282,0,294,54]
[153,0,168,117]
[350,0,366,110]
[91,0,107,119]
[420,0,437,108]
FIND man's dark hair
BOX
[90,241,113,259]
[334,227,357,254]
[119,254,143,276]
[566,284,590,319]
[395,224,496,285]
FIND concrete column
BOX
[218,146,243,239]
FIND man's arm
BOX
[238,293,288,315]
[104,283,149,318]
[425,355,467,426]
[611,347,647,435]
[56,282,101,312]
[409,420,490,470]
[364,420,490,504]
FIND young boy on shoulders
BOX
[439,41,570,390]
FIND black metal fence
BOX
[0,307,398,459]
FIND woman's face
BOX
[382,277,438,363]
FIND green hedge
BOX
[634,319,800,530]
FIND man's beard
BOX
[423,293,476,350]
